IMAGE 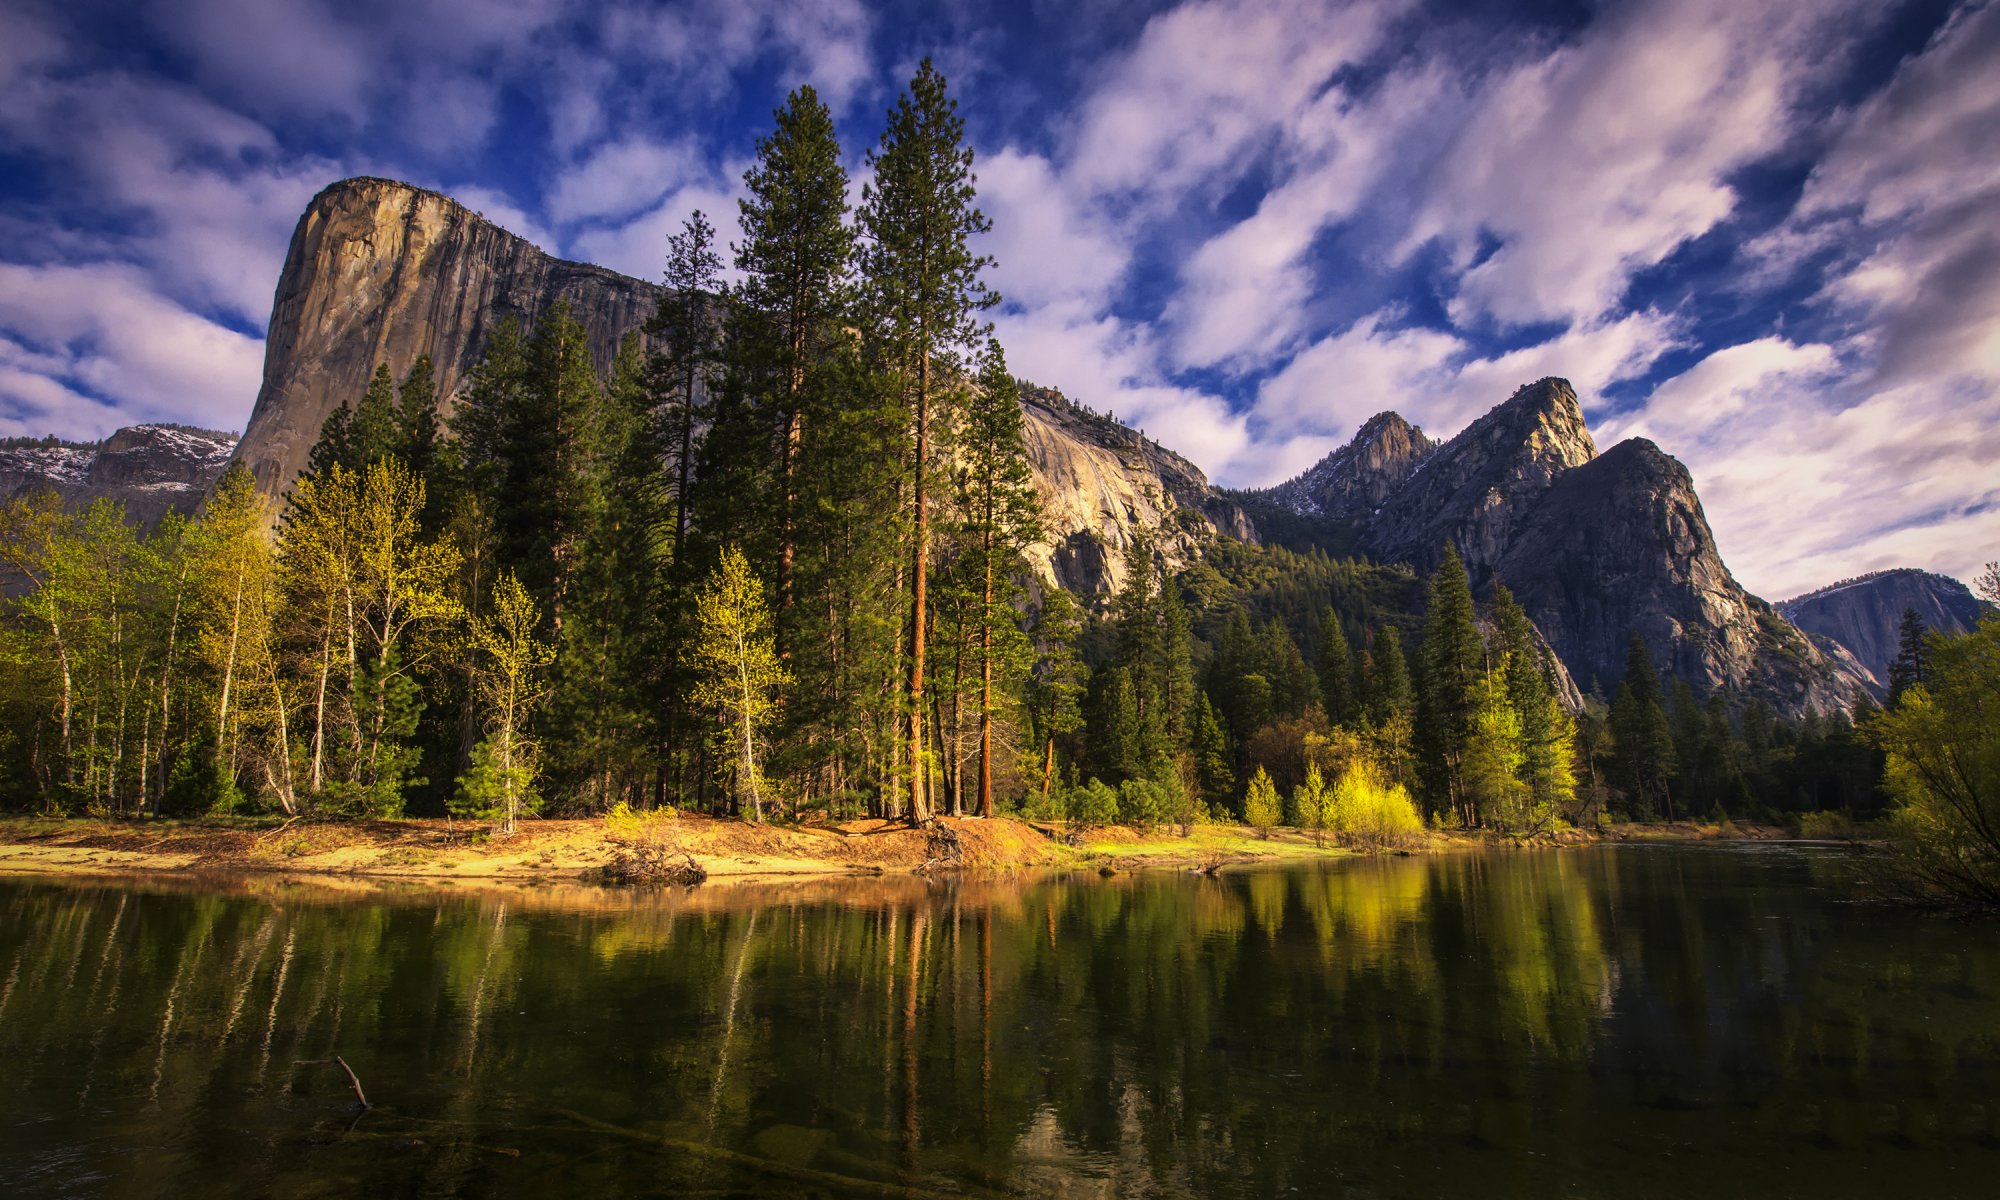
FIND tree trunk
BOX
[908,351,929,823]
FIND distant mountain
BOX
[0,424,237,527]
[1779,569,1991,694]
[1258,379,1867,716]
[233,176,1252,599]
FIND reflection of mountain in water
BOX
[2,849,1997,1197]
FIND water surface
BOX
[3,845,1997,1197]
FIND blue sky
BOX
[0,0,1995,598]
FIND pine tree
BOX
[1490,583,1575,819]
[1191,692,1235,814]
[397,355,441,499]
[1028,588,1085,814]
[1462,662,1530,830]
[1416,545,1483,823]
[651,210,724,549]
[859,57,998,822]
[689,547,789,821]
[735,87,854,622]
[1609,632,1678,819]
[1317,609,1354,726]
[1888,607,1929,705]
[351,363,401,467]
[959,342,1041,815]
[1367,625,1414,724]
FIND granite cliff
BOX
[1262,380,1866,715]
[1780,569,1991,694]
[1,424,238,527]
[233,177,1250,599]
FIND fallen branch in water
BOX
[294,1055,371,1110]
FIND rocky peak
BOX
[1491,436,1865,710]
[0,424,238,527]
[1365,376,1597,577]
[1267,410,1435,521]
[1779,567,1991,694]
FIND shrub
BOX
[1117,778,1169,830]
[1243,767,1281,837]
[1069,778,1120,829]
[1328,760,1423,850]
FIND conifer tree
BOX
[1028,588,1085,813]
[1191,692,1235,814]
[1367,625,1414,724]
[734,86,854,620]
[651,211,724,547]
[1317,609,1354,726]
[859,57,997,821]
[1416,545,1483,823]
[397,355,440,494]
[1609,632,1677,819]
[1490,583,1577,818]
[960,342,1041,815]
[1888,607,1929,705]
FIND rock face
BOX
[1366,378,1598,576]
[1,425,238,527]
[1264,380,1864,715]
[233,177,1251,600]
[1265,411,1435,522]
[1780,569,1991,694]
[238,177,659,499]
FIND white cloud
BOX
[977,148,1130,311]
[0,262,265,439]
[568,180,747,284]
[547,136,707,225]
[1066,0,1408,205]
[1405,0,1868,328]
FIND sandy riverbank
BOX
[0,811,1817,891]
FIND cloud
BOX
[0,262,265,439]
[1405,0,1868,328]
[568,179,747,284]
[1162,63,1443,369]
[547,136,707,225]
[977,149,1130,311]
[1066,0,1408,205]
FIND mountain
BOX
[1262,380,1865,714]
[233,176,1251,598]
[1,424,238,527]
[1779,569,1991,693]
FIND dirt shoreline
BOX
[0,812,1827,893]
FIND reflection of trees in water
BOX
[2,852,1998,1195]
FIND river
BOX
[2,844,1997,1197]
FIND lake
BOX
[2,845,1997,1198]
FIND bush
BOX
[1117,778,1169,830]
[1328,761,1423,850]
[1794,810,1859,841]
[1243,767,1281,837]
[1069,778,1120,829]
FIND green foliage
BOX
[1117,778,1170,830]
[1069,777,1119,829]
[1416,544,1483,823]
[1327,760,1424,849]
[1870,613,2000,909]
[689,547,790,821]
[1243,766,1282,836]
[1292,761,1329,844]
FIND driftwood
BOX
[914,818,965,874]
[589,842,708,887]
[294,1054,371,1110]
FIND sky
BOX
[0,0,1995,599]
